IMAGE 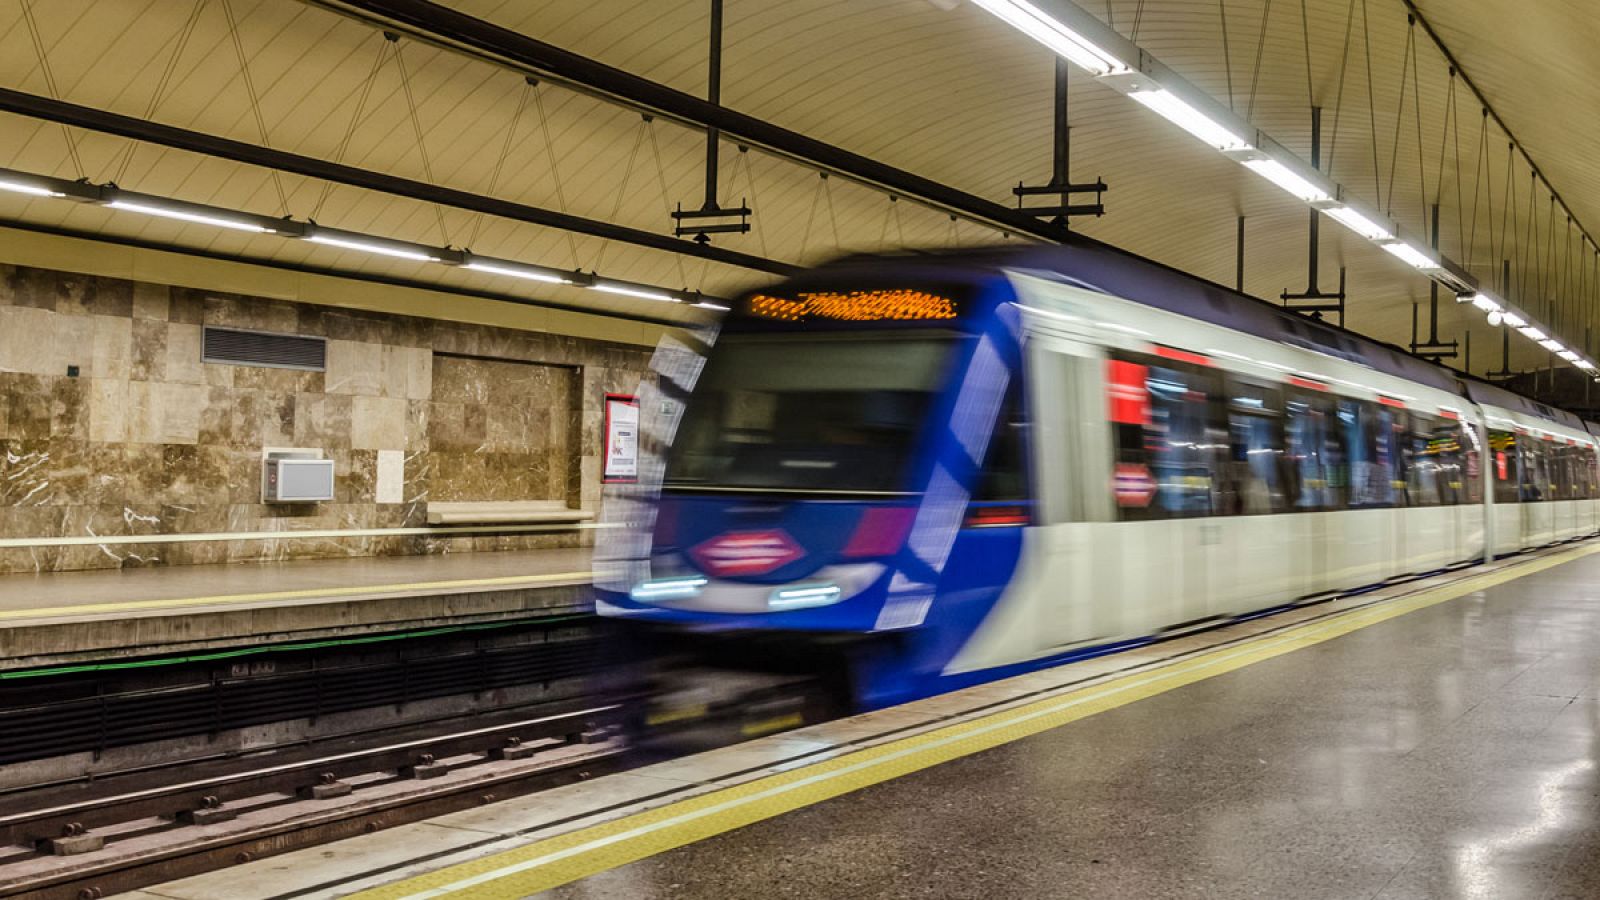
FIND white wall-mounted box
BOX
[262,457,335,503]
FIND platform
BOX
[130,540,1600,900]
[0,549,593,671]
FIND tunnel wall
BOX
[0,263,654,574]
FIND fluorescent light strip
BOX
[1127,89,1253,151]
[1540,338,1565,352]
[694,301,731,311]
[1381,241,1438,270]
[463,260,569,284]
[592,283,680,303]
[306,233,439,263]
[1322,205,1395,242]
[0,178,65,198]
[1469,293,1501,313]
[1241,158,1332,204]
[108,199,270,233]
[967,0,1129,75]
[1520,326,1547,341]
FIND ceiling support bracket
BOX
[1013,58,1106,226]
[1281,107,1346,324]
[674,0,751,244]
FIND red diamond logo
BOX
[690,529,804,578]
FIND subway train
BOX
[594,240,1600,734]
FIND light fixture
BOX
[107,199,271,234]
[306,232,440,263]
[694,301,731,311]
[592,282,681,303]
[1487,310,1504,327]
[967,0,1130,75]
[0,177,65,198]
[1322,205,1395,242]
[1540,338,1565,352]
[463,259,570,284]
[1520,325,1547,341]
[1241,158,1332,204]
[1577,360,1597,371]
[1127,88,1253,152]
[1381,241,1438,271]
[1468,293,1502,313]
[1501,311,1527,328]
[768,582,843,610]
[1559,350,1581,362]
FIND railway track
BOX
[0,701,626,900]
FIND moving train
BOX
[595,239,1600,732]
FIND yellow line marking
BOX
[0,572,594,622]
[352,543,1600,900]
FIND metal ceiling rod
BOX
[0,87,798,277]
[306,0,1069,245]
[1401,0,1600,262]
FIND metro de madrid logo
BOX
[689,529,805,577]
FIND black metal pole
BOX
[1052,57,1070,229]
[702,0,722,211]
[1236,215,1246,293]
[1307,107,1321,291]
[1428,203,1440,343]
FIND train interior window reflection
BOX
[1490,430,1519,504]
[1225,381,1286,515]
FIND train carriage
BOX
[597,240,1600,719]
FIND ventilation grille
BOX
[203,327,327,371]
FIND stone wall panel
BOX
[0,264,656,574]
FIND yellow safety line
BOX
[0,572,594,622]
[352,543,1600,900]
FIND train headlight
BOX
[768,583,843,611]
[630,576,709,603]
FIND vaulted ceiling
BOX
[0,0,1594,375]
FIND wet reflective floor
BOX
[544,554,1600,899]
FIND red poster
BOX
[1107,360,1150,426]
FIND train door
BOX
[1489,429,1522,554]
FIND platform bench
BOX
[425,500,594,526]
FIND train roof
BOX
[810,238,1588,427]
[1460,378,1585,430]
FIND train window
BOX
[1417,415,1466,507]
[1378,407,1408,507]
[975,382,1028,503]
[1460,423,1483,504]
[1107,354,1217,520]
[1520,438,1549,502]
[1489,430,1520,504]
[1286,392,1343,511]
[1342,399,1394,508]
[1222,380,1287,515]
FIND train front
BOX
[597,261,1030,745]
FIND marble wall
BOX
[0,264,653,574]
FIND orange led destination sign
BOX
[748,289,959,322]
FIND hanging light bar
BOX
[592,281,686,303]
[1125,88,1253,152]
[0,165,725,315]
[1240,157,1334,204]
[106,197,282,234]
[968,0,1131,75]
[1322,204,1396,242]
[1381,240,1440,271]
[969,0,1600,374]
[0,176,65,198]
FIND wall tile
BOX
[129,318,167,381]
[132,282,171,320]
[325,339,383,395]
[352,395,406,450]
[166,323,205,385]
[0,306,57,375]
[88,379,130,443]
[92,315,133,380]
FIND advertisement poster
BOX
[603,394,640,482]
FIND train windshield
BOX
[665,331,961,494]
